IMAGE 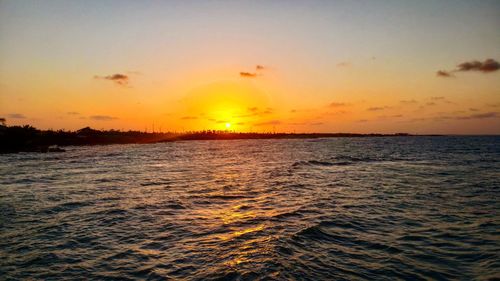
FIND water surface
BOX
[1,137,499,280]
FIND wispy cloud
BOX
[428,96,454,104]
[457,112,498,120]
[240,65,266,78]
[240,72,257,78]
[377,114,403,119]
[400,99,418,104]
[67,111,80,115]
[430,96,445,100]
[329,102,348,108]
[262,108,273,115]
[289,121,324,126]
[94,73,129,86]
[436,70,454,78]
[367,106,387,111]
[90,115,118,121]
[336,62,350,67]
[431,112,499,121]
[437,58,499,78]
[237,107,273,118]
[180,116,198,120]
[7,113,26,119]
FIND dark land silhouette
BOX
[0,124,416,153]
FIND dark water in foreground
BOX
[1,137,499,280]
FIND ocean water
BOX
[1,137,499,280]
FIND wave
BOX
[291,154,414,168]
[292,160,351,167]
[41,201,92,214]
[2,137,499,280]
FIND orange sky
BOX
[1,1,499,134]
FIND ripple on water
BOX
[0,137,499,280]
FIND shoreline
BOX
[0,124,446,153]
[4,124,498,154]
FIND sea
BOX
[1,136,499,280]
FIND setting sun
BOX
[225,123,231,129]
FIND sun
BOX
[225,123,231,129]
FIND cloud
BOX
[432,112,499,121]
[240,72,257,78]
[329,102,348,108]
[436,70,454,78]
[288,121,324,126]
[327,110,349,115]
[180,116,198,120]
[90,115,118,121]
[336,62,350,67]
[67,111,80,115]
[426,102,436,106]
[437,59,499,78]
[428,96,454,105]
[254,120,282,126]
[409,118,427,122]
[240,65,266,78]
[457,112,498,120]
[469,108,479,112]
[94,73,129,85]
[400,99,418,104]
[367,107,386,111]
[262,108,273,114]
[430,96,445,100]
[237,107,273,118]
[457,59,499,73]
[377,114,403,119]
[7,113,26,119]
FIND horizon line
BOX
[3,123,500,136]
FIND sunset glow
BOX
[0,1,499,134]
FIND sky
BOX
[0,0,499,134]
